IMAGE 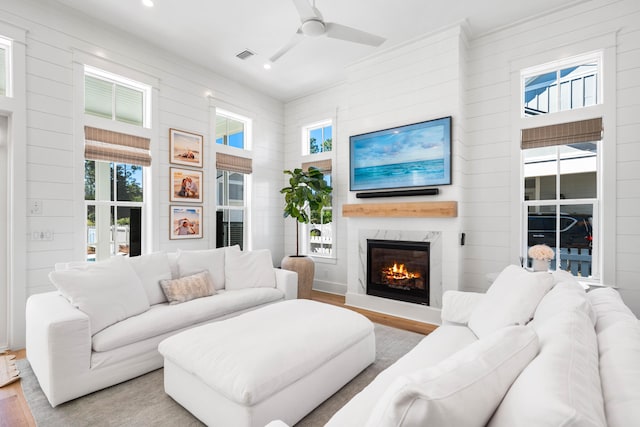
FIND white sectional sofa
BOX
[26,246,298,407]
[323,266,640,427]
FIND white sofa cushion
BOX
[468,265,553,338]
[366,325,539,427]
[326,324,478,427]
[127,252,172,305]
[177,246,240,290]
[92,287,284,352]
[160,270,216,304]
[441,290,485,324]
[530,280,596,328]
[489,309,606,427]
[225,249,276,290]
[158,300,374,406]
[587,287,636,334]
[597,319,640,427]
[49,256,150,335]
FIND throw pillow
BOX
[127,252,172,305]
[48,256,151,334]
[159,270,216,304]
[468,265,553,338]
[366,325,539,427]
[176,245,240,290]
[225,249,276,290]
[530,280,596,328]
[488,309,606,427]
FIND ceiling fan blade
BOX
[292,0,318,20]
[269,31,304,63]
[325,22,385,47]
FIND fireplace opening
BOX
[366,239,430,305]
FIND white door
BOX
[0,115,8,350]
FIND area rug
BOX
[18,323,424,426]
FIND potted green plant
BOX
[280,166,332,298]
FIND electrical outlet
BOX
[29,199,43,216]
[31,230,54,241]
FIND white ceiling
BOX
[50,0,589,102]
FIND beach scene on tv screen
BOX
[351,118,451,191]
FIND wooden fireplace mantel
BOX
[342,201,457,218]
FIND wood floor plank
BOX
[0,351,35,427]
[311,290,438,335]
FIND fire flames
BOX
[383,263,420,281]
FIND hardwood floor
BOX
[311,290,438,335]
[0,291,437,424]
[0,350,35,427]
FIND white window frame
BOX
[215,109,251,151]
[216,170,248,249]
[76,60,156,261]
[514,43,615,284]
[522,52,602,118]
[302,119,332,155]
[300,119,335,260]
[85,161,145,261]
[0,36,13,98]
[84,65,152,129]
[521,143,600,279]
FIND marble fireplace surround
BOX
[346,229,445,325]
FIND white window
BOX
[83,67,152,261]
[0,36,12,97]
[303,120,332,155]
[216,170,246,249]
[521,119,601,278]
[306,170,333,258]
[523,53,601,117]
[84,65,151,128]
[215,110,249,149]
[85,161,144,261]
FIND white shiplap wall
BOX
[2,0,284,348]
[463,0,640,316]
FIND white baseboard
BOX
[312,279,347,296]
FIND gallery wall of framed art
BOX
[169,128,204,240]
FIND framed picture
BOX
[170,206,203,240]
[170,128,203,168]
[170,167,203,203]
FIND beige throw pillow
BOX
[160,271,216,305]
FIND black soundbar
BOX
[355,188,439,198]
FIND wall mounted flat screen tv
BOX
[349,116,452,192]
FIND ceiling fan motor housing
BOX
[301,18,326,36]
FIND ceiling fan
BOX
[269,0,386,63]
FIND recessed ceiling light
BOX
[142,0,154,7]
[263,63,272,70]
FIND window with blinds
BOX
[84,66,149,127]
[521,118,601,278]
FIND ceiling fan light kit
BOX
[269,0,386,62]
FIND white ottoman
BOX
[158,299,375,427]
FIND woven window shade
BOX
[84,126,151,166]
[216,153,252,174]
[521,118,602,150]
[302,159,332,172]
